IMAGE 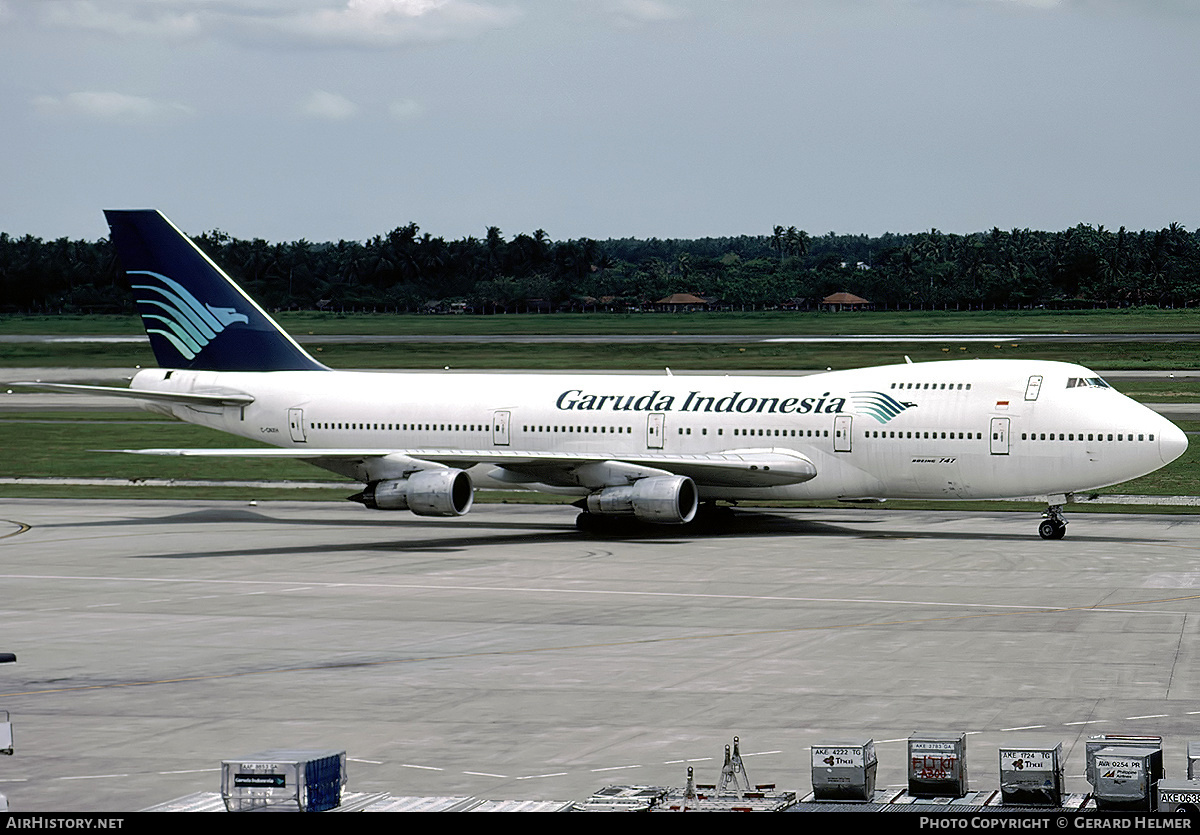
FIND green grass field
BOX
[4,338,1200,372]
[6,306,1200,336]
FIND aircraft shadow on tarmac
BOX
[41,506,1147,560]
[30,507,581,537]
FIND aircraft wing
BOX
[107,447,818,489]
[8,382,254,407]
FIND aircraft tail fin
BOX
[104,209,327,372]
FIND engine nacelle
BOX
[584,475,698,524]
[351,469,474,517]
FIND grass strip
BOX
[7,308,1200,336]
[5,339,1200,372]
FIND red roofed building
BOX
[654,293,710,311]
[821,292,872,311]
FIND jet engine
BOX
[350,469,474,517]
[583,475,698,524]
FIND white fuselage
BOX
[130,358,1187,503]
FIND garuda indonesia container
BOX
[221,749,346,812]
[908,732,968,798]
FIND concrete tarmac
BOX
[2,500,1200,811]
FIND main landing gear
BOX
[1039,503,1068,540]
[574,502,736,536]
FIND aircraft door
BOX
[1025,375,1043,401]
[492,410,511,446]
[834,415,853,452]
[288,408,307,443]
[990,417,1010,455]
[647,413,665,449]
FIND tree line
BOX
[2,221,1199,314]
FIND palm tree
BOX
[770,225,785,261]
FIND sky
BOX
[2,0,1199,244]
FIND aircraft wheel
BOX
[1039,520,1066,540]
[575,512,622,536]
[575,511,601,533]
[688,503,734,530]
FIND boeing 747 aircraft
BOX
[19,211,1189,539]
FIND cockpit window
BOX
[1066,377,1111,389]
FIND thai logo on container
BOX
[131,270,249,359]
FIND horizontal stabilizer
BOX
[8,382,254,407]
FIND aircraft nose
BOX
[1159,420,1189,466]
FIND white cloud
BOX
[22,0,521,47]
[975,0,1063,7]
[31,91,195,122]
[274,0,521,46]
[302,89,359,119]
[388,97,423,120]
[37,0,202,39]
[608,0,687,24]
